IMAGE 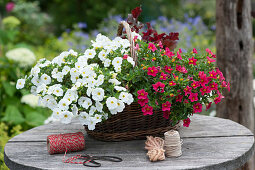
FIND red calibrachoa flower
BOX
[138,98,149,106]
[137,89,148,99]
[192,48,198,54]
[162,101,171,111]
[176,65,188,74]
[189,93,198,102]
[164,65,173,74]
[183,118,191,127]
[208,70,217,79]
[199,71,209,86]
[159,72,167,80]
[200,86,211,96]
[152,82,165,93]
[191,81,200,89]
[147,66,158,77]
[164,47,175,58]
[169,81,176,86]
[148,43,157,52]
[184,86,192,96]
[177,51,182,60]
[158,41,163,48]
[214,93,224,104]
[188,57,197,65]
[209,82,218,90]
[176,95,183,102]
[163,110,170,119]
[206,102,212,111]
[123,54,129,59]
[207,56,216,64]
[142,104,153,115]
[193,103,202,113]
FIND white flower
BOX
[95,75,104,86]
[87,117,97,130]
[102,112,109,119]
[131,31,142,41]
[127,57,135,67]
[112,57,123,67]
[79,111,90,125]
[94,114,102,123]
[98,50,108,61]
[6,48,36,67]
[69,49,78,56]
[75,62,86,70]
[106,97,118,110]
[58,98,70,110]
[48,98,58,110]
[72,104,78,116]
[70,68,79,76]
[80,67,92,77]
[126,93,134,105]
[71,74,80,84]
[78,97,92,109]
[89,106,97,115]
[92,88,104,101]
[30,86,37,95]
[31,66,40,76]
[84,49,96,59]
[60,111,73,124]
[40,74,51,85]
[62,66,70,75]
[95,101,103,112]
[103,59,111,67]
[56,72,64,82]
[16,79,25,89]
[21,94,39,108]
[77,55,88,65]
[42,95,54,105]
[86,87,93,97]
[87,77,97,87]
[36,84,46,94]
[114,65,121,73]
[114,86,127,91]
[119,92,130,103]
[52,108,62,119]
[53,86,63,96]
[65,90,78,102]
[31,76,41,86]
[109,79,121,85]
[116,100,125,112]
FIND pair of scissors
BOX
[80,154,122,167]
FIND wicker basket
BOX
[84,21,178,141]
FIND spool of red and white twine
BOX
[47,132,85,155]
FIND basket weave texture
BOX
[84,21,177,141]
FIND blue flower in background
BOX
[65,28,71,33]
[77,22,87,29]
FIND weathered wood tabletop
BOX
[4,114,255,170]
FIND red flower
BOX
[191,81,200,89]
[163,110,170,119]
[137,89,148,99]
[148,43,157,52]
[176,95,183,102]
[158,41,163,48]
[200,86,211,96]
[183,118,191,127]
[184,86,192,96]
[159,72,167,80]
[138,98,149,107]
[192,48,198,54]
[188,57,197,65]
[162,101,171,111]
[147,66,158,77]
[216,68,225,81]
[131,6,142,19]
[199,72,209,86]
[178,48,182,53]
[214,93,224,104]
[209,82,218,90]
[208,70,217,79]
[123,54,128,59]
[6,2,15,12]
[142,104,153,115]
[164,65,173,74]
[176,65,188,74]
[207,56,216,64]
[189,93,198,102]
[177,51,182,60]
[206,102,212,111]
[169,81,176,86]
[164,47,175,58]
[152,82,165,93]
[184,99,189,103]
[193,103,202,113]
[134,44,140,50]
[206,48,213,55]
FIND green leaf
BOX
[2,81,16,97]
[25,112,46,126]
[2,105,25,124]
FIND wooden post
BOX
[216,0,254,169]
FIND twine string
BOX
[145,136,165,162]
[164,130,182,157]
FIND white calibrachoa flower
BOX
[92,88,104,101]
[61,111,73,124]
[16,79,25,89]
[106,97,118,110]
[16,33,137,130]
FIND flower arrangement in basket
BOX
[16,7,229,141]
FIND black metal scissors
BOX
[80,154,122,167]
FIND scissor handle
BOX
[93,156,123,162]
[83,159,101,167]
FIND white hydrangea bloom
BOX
[21,94,39,108]
[6,48,36,67]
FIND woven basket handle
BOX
[117,21,137,66]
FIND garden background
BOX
[0,0,254,169]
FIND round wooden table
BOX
[4,115,254,170]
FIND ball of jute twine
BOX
[164,130,183,157]
[145,136,165,162]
